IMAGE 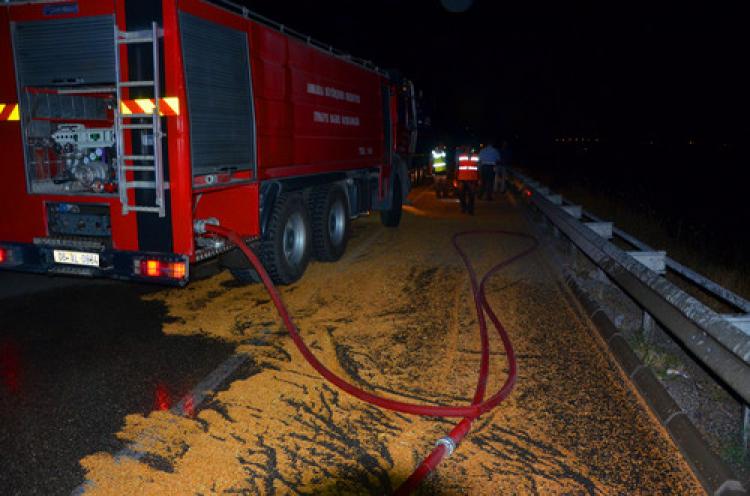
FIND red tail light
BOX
[171,262,186,279]
[0,248,6,264]
[136,259,188,280]
[145,260,160,277]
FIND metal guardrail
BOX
[509,168,750,406]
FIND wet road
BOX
[1,186,702,495]
[0,279,235,495]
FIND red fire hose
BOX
[205,224,537,494]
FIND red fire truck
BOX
[0,0,418,285]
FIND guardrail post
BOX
[723,314,750,337]
[585,221,614,239]
[562,205,582,219]
[628,251,668,275]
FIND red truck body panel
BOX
[252,23,386,178]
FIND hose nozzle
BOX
[435,436,456,457]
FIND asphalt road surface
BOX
[0,186,702,495]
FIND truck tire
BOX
[380,178,402,227]
[309,185,350,262]
[260,192,312,285]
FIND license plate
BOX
[53,250,100,267]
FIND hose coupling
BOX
[435,436,456,457]
[194,217,219,235]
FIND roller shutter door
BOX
[179,12,255,176]
[12,16,116,87]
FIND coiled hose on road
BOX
[206,224,538,494]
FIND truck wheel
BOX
[260,192,312,285]
[309,185,350,262]
[380,178,402,227]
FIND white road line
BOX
[71,351,250,495]
[170,352,249,417]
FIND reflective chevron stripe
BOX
[120,97,180,116]
[0,103,20,121]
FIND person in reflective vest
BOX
[456,146,479,214]
[430,144,449,198]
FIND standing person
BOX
[478,141,500,200]
[456,146,479,214]
[430,144,449,198]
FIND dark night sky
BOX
[244,1,750,146]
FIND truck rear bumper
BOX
[0,240,189,286]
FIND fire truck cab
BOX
[0,0,417,285]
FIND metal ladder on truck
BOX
[114,22,167,217]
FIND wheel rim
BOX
[328,199,346,246]
[283,211,306,267]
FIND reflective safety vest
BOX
[431,149,447,173]
[456,152,479,181]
